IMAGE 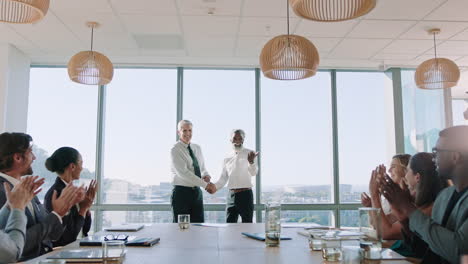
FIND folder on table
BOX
[241,232,292,241]
[80,236,160,247]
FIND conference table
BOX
[24,223,416,264]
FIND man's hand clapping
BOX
[4,175,44,210]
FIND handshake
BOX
[202,176,217,194]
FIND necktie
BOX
[187,144,201,178]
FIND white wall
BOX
[0,44,31,132]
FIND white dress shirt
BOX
[215,147,257,190]
[171,141,210,188]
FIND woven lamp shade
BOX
[290,0,376,22]
[0,0,49,24]
[414,58,460,90]
[67,51,114,85]
[260,34,319,80]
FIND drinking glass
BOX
[308,234,323,251]
[102,240,125,264]
[178,214,190,230]
[359,207,382,259]
[264,202,281,247]
[322,236,342,261]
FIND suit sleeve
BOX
[0,208,27,263]
[55,209,85,246]
[82,212,92,237]
[409,209,468,264]
[18,196,64,258]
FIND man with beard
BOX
[0,132,81,261]
[214,129,258,223]
[381,125,468,264]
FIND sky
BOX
[27,67,446,190]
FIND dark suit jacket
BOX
[44,177,92,247]
[0,175,63,261]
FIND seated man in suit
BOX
[382,125,468,264]
[0,132,81,261]
[0,176,43,263]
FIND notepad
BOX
[192,223,229,227]
[381,248,406,260]
[104,224,144,232]
[47,249,125,262]
[241,232,292,241]
[80,236,160,247]
[282,223,327,229]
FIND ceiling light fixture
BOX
[415,28,460,90]
[67,22,114,85]
[0,0,49,24]
[289,0,376,22]
[259,0,319,80]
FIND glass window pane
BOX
[452,99,468,126]
[27,68,98,202]
[102,69,177,204]
[282,210,334,226]
[337,72,395,203]
[261,72,333,204]
[340,210,359,228]
[103,211,173,227]
[205,211,227,223]
[401,70,445,153]
[183,69,256,204]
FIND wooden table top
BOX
[23,223,415,264]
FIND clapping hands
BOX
[4,175,44,210]
[79,179,97,216]
[380,173,415,221]
[51,183,82,218]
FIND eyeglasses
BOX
[104,234,128,241]
[432,147,457,156]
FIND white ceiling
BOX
[2,0,468,74]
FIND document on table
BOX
[192,223,229,227]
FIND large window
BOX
[261,72,333,204]
[102,69,177,204]
[27,68,98,201]
[401,70,445,154]
[183,69,256,204]
[452,99,468,126]
[337,72,395,203]
[27,67,412,227]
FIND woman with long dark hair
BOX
[44,147,97,246]
[391,152,448,259]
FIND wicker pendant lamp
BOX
[0,0,49,24]
[260,0,319,80]
[415,29,460,90]
[290,0,376,22]
[67,22,114,85]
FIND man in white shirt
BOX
[170,120,215,223]
[214,129,258,223]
